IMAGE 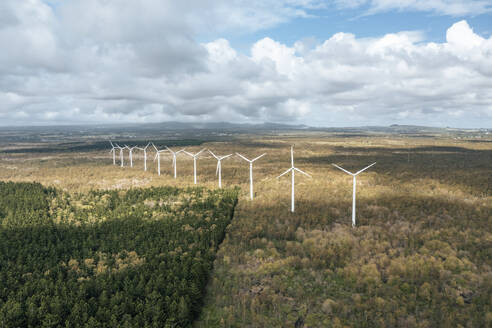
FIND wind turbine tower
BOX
[154,148,168,176]
[135,143,151,171]
[125,145,137,168]
[166,146,186,179]
[183,149,206,184]
[277,146,311,212]
[209,150,232,188]
[109,141,117,165]
[332,162,376,227]
[115,144,125,167]
[236,152,266,200]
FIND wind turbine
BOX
[183,149,206,184]
[114,143,125,167]
[109,141,116,165]
[124,145,137,168]
[236,152,266,200]
[153,148,169,176]
[209,150,232,188]
[276,146,311,212]
[166,146,186,179]
[135,142,151,171]
[332,162,376,227]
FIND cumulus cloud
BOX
[0,0,491,127]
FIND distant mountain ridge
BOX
[0,121,489,135]
[0,121,489,150]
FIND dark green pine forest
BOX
[0,181,238,327]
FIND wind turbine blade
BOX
[182,151,193,157]
[291,146,294,167]
[276,168,293,179]
[208,150,218,159]
[145,142,151,149]
[252,153,267,162]
[196,148,207,156]
[332,164,354,176]
[236,153,251,162]
[294,167,312,178]
[152,143,158,152]
[154,152,159,161]
[355,162,377,175]
[165,146,174,154]
[221,154,233,160]
[176,149,186,154]
[109,141,114,147]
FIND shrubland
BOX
[194,136,491,327]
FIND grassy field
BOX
[0,133,491,327]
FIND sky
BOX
[0,0,491,128]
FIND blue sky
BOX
[220,3,492,52]
[0,0,491,128]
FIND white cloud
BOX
[446,20,485,49]
[0,1,491,127]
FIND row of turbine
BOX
[108,141,376,227]
[109,141,265,197]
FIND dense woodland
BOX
[0,181,238,327]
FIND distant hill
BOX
[0,122,489,146]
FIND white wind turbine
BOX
[332,162,376,227]
[134,143,151,171]
[276,146,311,212]
[236,152,266,200]
[124,145,137,168]
[166,146,186,179]
[153,148,169,176]
[109,141,116,165]
[183,149,206,184]
[209,150,232,188]
[115,143,125,167]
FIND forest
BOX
[0,181,238,327]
